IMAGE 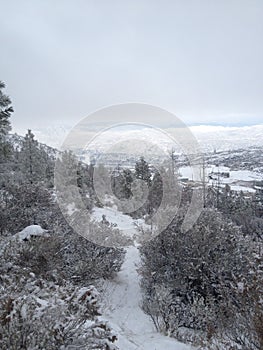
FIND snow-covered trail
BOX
[102,246,193,350]
[92,205,194,349]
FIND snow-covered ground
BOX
[93,206,194,350]
[102,246,193,350]
[229,185,256,193]
[91,206,150,239]
[179,166,263,183]
[228,169,263,182]
[179,165,263,193]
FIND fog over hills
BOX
[13,123,263,154]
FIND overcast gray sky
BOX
[1,0,263,131]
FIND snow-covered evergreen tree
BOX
[0,81,13,163]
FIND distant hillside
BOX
[12,124,263,152]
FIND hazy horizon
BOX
[1,0,263,131]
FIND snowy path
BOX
[93,205,194,349]
[91,206,150,239]
[102,246,193,350]
[96,212,194,350]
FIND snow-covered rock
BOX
[16,225,49,242]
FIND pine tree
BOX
[113,168,134,200]
[148,170,163,211]
[20,130,49,184]
[135,156,151,185]
[0,81,13,163]
[122,168,133,199]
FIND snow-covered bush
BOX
[140,208,260,347]
[0,182,55,234]
[0,233,120,350]
[0,277,118,350]
[1,225,125,284]
[221,254,263,350]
